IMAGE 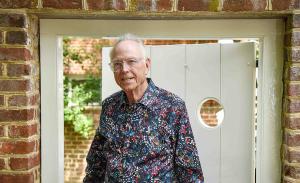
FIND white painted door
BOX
[102,43,256,183]
[184,43,255,183]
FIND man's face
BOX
[111,40,150,94]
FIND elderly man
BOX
[84,34,204,182]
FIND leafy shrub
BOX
[64,76,101,138]
[63,37,101,138]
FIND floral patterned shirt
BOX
[84,78,204,183]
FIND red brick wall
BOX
[283,15,300,183]
[200,99,223,127]
[64,123,93,183]
[64,39,116,77]
[64,107,100,183]
[0,13,40,182]
[0,0,297,11]
[0,0,299,182]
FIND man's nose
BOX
[121,62,130,72]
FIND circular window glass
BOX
[198,98,224,128]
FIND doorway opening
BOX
[40,19,283,183]
[62,36,259,183]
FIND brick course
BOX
[272,0,300,10]
[0,109,35,122]
[0,0,37,9]
[285,131,300,146]
[0,173,34,183]
[130,0,173,11]
[286,66,300,81]
[64,108,99,183]
[87,0,126,10]
[157,0,173,11]
[285,147,300,163]
[285,99,300,113]
[8,94,38,106]
[223,0,253,11]
[289,15,300,28]
[9,153,40,170]
[178,0,210,11]
[0,80,31,92]
[284,165,300,179]
[43,0,82,9]
[0,48,32,61]
[0,14,26,28]
[0,140,36,154]
[223,0,267,11]
[7,64,31,77]
[285,83,300,96]
[286,32,300,47]
[285,116,300,129]
[287,48,300,62]
[6,31,28,45]
[286,166,300,180]
[8,124,38,138]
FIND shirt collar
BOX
[119,78,159,109]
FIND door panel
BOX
[186,43,221,183]
[150,44,186,100]
[221,43,255,183]
[102,47,120,99]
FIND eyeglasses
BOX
[109,58,144,72]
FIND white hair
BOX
[109,33,146,60]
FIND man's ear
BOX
[145,58,151,75]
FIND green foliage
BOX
[82,75,102,104]
[63,37,102,138]
[64,76,101,138]
[63,38,83,63]
[63,38,79,62]
[63,38,97,65]
[209,0,219,11]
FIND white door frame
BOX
[40,19,284,183]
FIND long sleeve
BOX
[83,108,108,183]
[174,104,204,183]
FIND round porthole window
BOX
[198,98,224,128]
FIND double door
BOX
[102,42,256,183]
